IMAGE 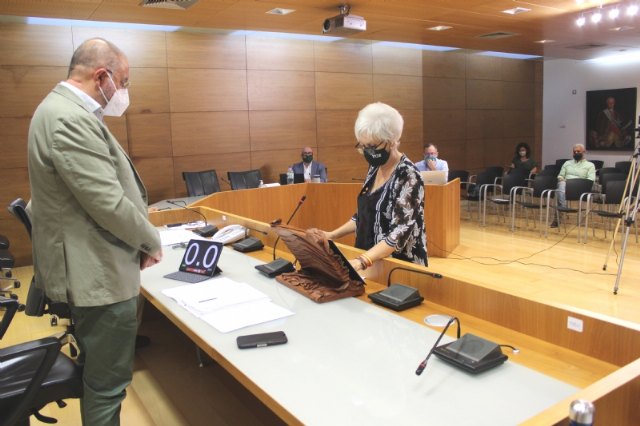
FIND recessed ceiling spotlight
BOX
[534,39,556,44]
[591,11,602,23]
[502,7,531,15]
[627,5,639,16]
[576,16,586,26]
[609,8,620,20]
[266,8,295,15]
[427,25,452,31]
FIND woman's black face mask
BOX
[363,145,390,167]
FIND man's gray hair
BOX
[354,102,404,144]
[573,143,586,151]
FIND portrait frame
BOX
[586,88,637,151]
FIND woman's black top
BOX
[353,155,427,266]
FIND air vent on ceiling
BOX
[140,0,198,10]
[567,43,607,50]
[478,31,518,39]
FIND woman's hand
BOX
[349,258,364,272]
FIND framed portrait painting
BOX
[586,87,637,151]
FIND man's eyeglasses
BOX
[354,140,388,154]
[106,69,131,90]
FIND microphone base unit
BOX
[255,258,295,278]
[432,333,507,374]
[193,224,218,238]
[232,237,264,253]
[368,283,424,311]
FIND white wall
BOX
[543,58,639,168]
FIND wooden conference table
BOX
[147,183,640,424]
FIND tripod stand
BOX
[602,137,640,295]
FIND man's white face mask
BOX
[99,72,129,117]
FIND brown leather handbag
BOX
[273,224,365,303]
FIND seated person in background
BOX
[510,142,538,175]
[415,143,448,179]
[551,143,596,227]
[291,146,327,182]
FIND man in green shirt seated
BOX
[551,143,596,228]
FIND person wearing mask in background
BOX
[28,38,162,425]
[510,142,538,175]
[415,143,449,179]
[318,102,427,271]
[550,143,596,228]
[291,146,327,182]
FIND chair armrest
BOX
[0,296,20,339]
[0,235,8,250]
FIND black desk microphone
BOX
[255,195,306,277]
[416,316,460,376]
[166,200,218,237]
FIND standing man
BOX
[551,143,596,228]
[291,146,328,182]
[28,38,162,425]
[415,143,449,179]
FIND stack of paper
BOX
[162,277,294,333]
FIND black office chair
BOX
[482,169,528,227]
[0,295,83,426]
[551,178,596,241]
[590,160,604,171]
[555,158,570,167]
[8,199,73,326]
[227,170,262,190]
[513,174,557,233]
[615,161,631,176]
[182,170,221,196]
[0,233,19,292]
[585,179,629,242]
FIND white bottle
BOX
[286,167,294,185]
[258,180,264,188]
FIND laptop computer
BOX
[279,173,306,185]
[420,170,448,185]
[164,239,223,283]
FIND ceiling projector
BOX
[322,5,366,35]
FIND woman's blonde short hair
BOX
[354,102,404,145]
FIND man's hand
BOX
[140,249,163,270]
[426,158,437,171]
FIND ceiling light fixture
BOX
[266,8,296,15]
[502,7,531,15]
[576,16,586,26]
[427,25,452,31]
[628,4,639,16]
[591,11,603,23]
[609,8,620,19]
[534,39,556,44]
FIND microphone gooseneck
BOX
[272,196,307,261]
[415,316,460,376]
[386,266,443,287]
[167,200,209,225]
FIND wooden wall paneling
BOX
[502,81,536,110]
[398,109,424,161]
[173,152,252,193]
[168,69,247,112]
[500,58,536,82]
[246,36,314,71]
[372,44,422,76]
[424,110,466,142]
[303,183,360,242]
[464,138,488,172]
[466,109,504,139]
[134,157,176,204]
[313,40,372,74]
[422,77,466,110]
[502,109,536,139]
[128,113,173,158]
[72,27,167,68]
[466,79,504,110]
[373,75,423,110]
[0,23,73,66]
[171,111,250,156]
[437,139,466,170]
[466,54,502,80]
[104,116,129,153]
[0,66,67,117]
[249,148,304,185]
[249,110,317,152]
[247,70,315,111]
[0,217,31,266]
[483,138,509,168]
[316,110,359,148]
[166,31,246,69]
[318,145,368,183]
[422,50,466,79]
[128,67,170,114]
[0,117,30,167]
[315,72,373,110]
